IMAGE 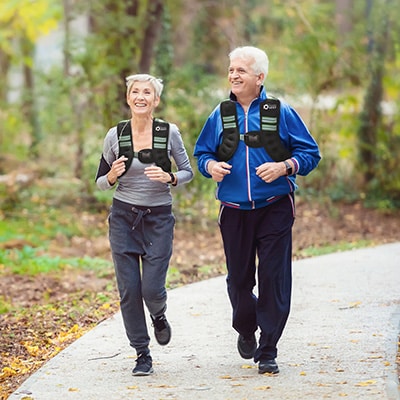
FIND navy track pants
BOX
[219,194,295,362]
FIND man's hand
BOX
[255,162,286,183]
[207,161,232,182]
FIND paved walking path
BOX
[10,243,400,399]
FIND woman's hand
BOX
[144,165,171,183]
[107,156,128,185]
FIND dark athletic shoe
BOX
[258,359,279,375]
[151,314,171,346]
[132,353,154,376]
[237,334,257,359]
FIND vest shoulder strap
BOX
[117,120,133,177]
[217,100,240,162]
[259,98,291,162]
[152,119,171,172]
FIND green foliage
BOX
[1,0,400,212]
[0,0,61,41]
[0,105,32,164]
[0,246,112,276]
[0,205,104,246]
[0,295,13,314]
[298,240,372,258]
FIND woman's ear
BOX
[154,96,161,108]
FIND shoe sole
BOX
[132,368,154,376]
[157,339,170,346]
[238,350,255,359]
[259,370,279,375]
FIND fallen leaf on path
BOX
[355,380,377,387]
[339,301,361,310]
[255,386,271,390]
[151,384,176,388]
[241,364,256,369]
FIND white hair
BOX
[125,74,164,97]
[228,46,269,82]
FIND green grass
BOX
[0,295,14,313]
[297,240,373,258]
[1,215,74,246]
[0,246,113,276]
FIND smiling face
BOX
[126,80,160,116]
[228,57,264,106]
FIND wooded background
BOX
[1,0,399,215]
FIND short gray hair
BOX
[125,74,164,98]
[228,46,269,83]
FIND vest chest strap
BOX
[217,98,291,162]
[117,118,171,176]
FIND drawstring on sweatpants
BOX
[131,207,152,246]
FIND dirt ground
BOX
[1,199,399,398]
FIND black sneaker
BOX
[258,359,279,375]
[151,314,171,345]
[132,353,153,376]
[237,334,257,359]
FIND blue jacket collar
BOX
[229,85,267,102]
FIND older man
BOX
[194,46,321,374]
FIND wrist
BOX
[167,172,177,186]
[207,160,217,175]
[107,173,116,185]
[283,160,293,176]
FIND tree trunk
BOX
[357,0,390,183]
[0,48,10,103]
[63,0,85,179]
[335,0,352,35]
[21,36,41,159]
[139,0,164,73]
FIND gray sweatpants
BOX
[109,198,175,355]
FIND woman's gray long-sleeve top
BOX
[96,122,194,207]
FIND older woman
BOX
[96,74,193,376]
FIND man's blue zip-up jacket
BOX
[194,87,321,210]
